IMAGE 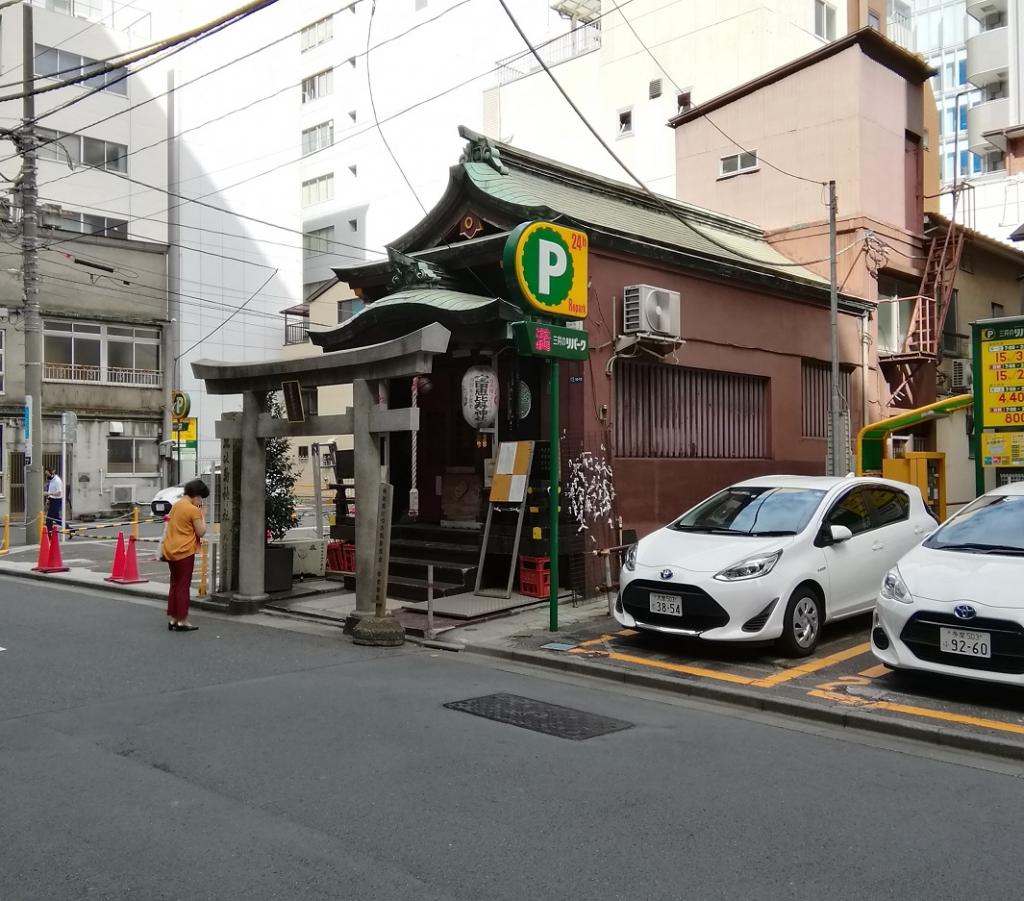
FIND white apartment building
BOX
[482,0,867,197]
[0,0,173,520]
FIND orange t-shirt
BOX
[161,498,202,561]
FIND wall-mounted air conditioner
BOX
[951,359,972,392]
[111,485,135,506]
[622,285,681,338]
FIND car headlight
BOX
[623,544,637,572]
[714,550,782,582]
[880,568,912,604]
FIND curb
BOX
[464,643,1024,763]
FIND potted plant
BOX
[264,392,298,593]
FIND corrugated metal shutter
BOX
[615,360,768,458]
[801,361,852,438]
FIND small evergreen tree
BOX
[264,392,298,541]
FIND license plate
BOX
[650,593,682,617]
[939,627,992,659]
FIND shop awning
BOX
[309,288,522,352]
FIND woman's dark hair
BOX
[183,479,210,499]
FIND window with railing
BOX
[44,320,161,386]
[301,15,333,51]
[283,305,310,345]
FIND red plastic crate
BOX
[518,555,551,598]
[342,542,356,572]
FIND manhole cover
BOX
[443,692,633,740]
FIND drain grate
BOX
[443,692,633,741]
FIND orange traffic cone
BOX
[37,527,69,574]
[31,527,51,572]
[110,535,147,585]
[105,532,127,582]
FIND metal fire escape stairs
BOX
[881,184,973,406]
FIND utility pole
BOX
[828,179,844,477]
[21,1,42,544]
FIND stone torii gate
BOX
[191,323,451,643]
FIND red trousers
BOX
[166,555,195,621]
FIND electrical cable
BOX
[494,0,837,275]
[176,268,278,359]
[606,0,824,187]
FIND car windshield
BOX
[925,494,1024,555]
[671,486,826,536]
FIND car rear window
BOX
[673,487,826,536]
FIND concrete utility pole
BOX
[828,179,844,478]
[21,1,43,544]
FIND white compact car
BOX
[614,476,936,656]
[151,484,185,517]
[872,482,1024,685]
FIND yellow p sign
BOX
[503,221,588,319]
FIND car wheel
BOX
[777,588,823,658]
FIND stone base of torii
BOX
[192,324,451,646]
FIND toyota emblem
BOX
[953,604,977,620]
[660,569,673,581]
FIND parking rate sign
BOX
[977,320,1024,428]
[503,221,588,320]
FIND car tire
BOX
[777,588,823,658]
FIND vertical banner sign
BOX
[23,395,32,464]
[973,316,1024,494]
[504,221,590,631]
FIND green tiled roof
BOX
[460,137,828,286]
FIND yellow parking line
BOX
[606,651,755,685]
[873,700,1024,736]
[751,643,872,688]
[858,663,891,679]
[568,630,637,652]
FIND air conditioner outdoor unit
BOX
[111,485,135,506]
[622,285,681,338]
[951,359,972,392]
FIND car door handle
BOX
[871,542,884,551]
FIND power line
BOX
[605,0,824,187]
[495,0,837,273]
[0,0,282,104]
[176,268,278,359]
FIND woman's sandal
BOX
[173,624,199,632]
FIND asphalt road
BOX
[2,577,1023,901]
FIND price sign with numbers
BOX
[977,321,1024,428]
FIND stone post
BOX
[217,413,242,596]
[233,390,267,612]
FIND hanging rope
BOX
[409,376,419,520]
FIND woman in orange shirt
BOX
[161,479,209,632]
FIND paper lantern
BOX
[461,365,498,429]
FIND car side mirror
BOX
[829,525,854,544]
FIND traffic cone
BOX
[104,532,127,582]
[38,527,69,574]
[110,535,148,585]
[31,527,51,572]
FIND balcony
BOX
[44,363,162,387]
[967,96,1009,154]
[284,321,309,345]
[967,0,1007,23]
[496,23,600,85]
[966,27,1009,88]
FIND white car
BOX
[151,484,185,517]
[614,475,935,657]
[872,482,1024,684]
